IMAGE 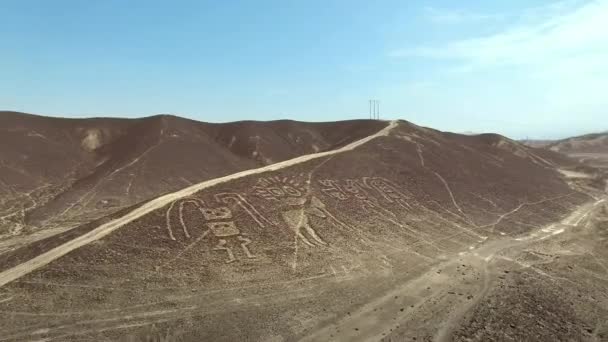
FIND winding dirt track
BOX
[299,196,607,342]
[0,121,397,288]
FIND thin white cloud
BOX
[423,6,502,24]
[394,0,608,72]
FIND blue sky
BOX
[1,0,606,139]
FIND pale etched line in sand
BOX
[292,155,335,270]
[0,176,17,196]
[125,175,135,196]
[107,140,164,181]
[482,192,580,229]
[416,143,424,167]
[56,188,98,219]
[469,191,499,209]
[587,252,608,275]
[31,284,319,342]
[37,318,176,342]
[0,307,197,342]
[499,256,579,286]
[515,197,606,241]
[562,198,605,226]
[13,280,116,290]
[423,206,486,240]
[0,121,398,288]
[60,139,164,218]
[0,300,173,319]
[572,198,606,226]
[159,230,210,269]
[215,192,274,229]
[0,183,54,222]
[164,201,178,240]
[578,267,608,282]
[433,172,468,220]
[404,139,425,167]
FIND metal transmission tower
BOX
[368,99,380,120]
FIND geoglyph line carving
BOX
[318,179,349,200]
[207,221,240,237]
[215,192,274,229]
[213,239,235,263]
[342,179,369,200]
[201,206,232,221]
[210,226,255,264]
[252,176,305,201]
[178,199,206,239]
[315,176,441,250]
[252,174,423,250]
[281,198,328,247]
[164,193,264,263]
[316,177,412,212]
[237,236,255,258]
[325,178,397,218]
[308,195,352,233]
[164,200,180,241]
[253,175,335,247]
[363,177,412,210]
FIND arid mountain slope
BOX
[0,119,600,341]
[546,131,608,170]
[0,111,385,242]
[547,132,608,154]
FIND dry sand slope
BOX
[0,118,603,341]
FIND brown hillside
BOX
[0,111,386,246]
[0,119,599,341]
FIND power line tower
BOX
[368,99,380,120]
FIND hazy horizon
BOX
[2,0,607,140]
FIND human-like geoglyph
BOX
[280,197,329,247]
[164,194,265,263]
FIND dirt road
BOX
[299,196,607,342]
[0,121,397,288]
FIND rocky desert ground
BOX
[0,112,606,341]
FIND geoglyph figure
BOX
[206,220,255,263]
[165,197,258,263]
[280,196,328,247]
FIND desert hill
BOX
[547,131,608,154]
[544,131,608,170]
[0,118,604,341]
[0,111,385,246]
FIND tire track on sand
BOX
[0,121,398,288]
